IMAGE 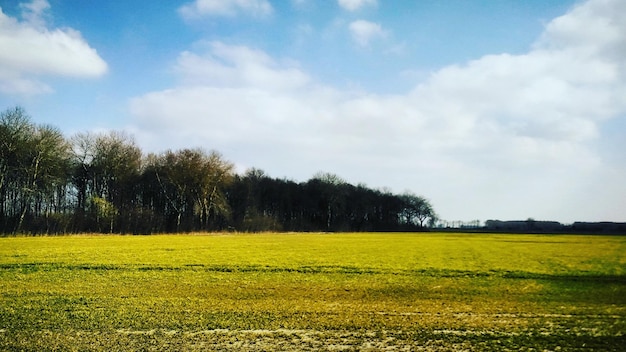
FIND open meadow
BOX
[1,232,625,351]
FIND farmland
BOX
[1,233,625,351]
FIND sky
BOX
[1,0,625,224]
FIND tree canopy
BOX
[0,107,436,234]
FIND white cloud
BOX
[348,20,387,47]
[0,0,107,95]
[130,0,626,222]
[536,0,626,59]
[174,41,310,91]
[19,0,49,27]
[179,0,273,19]
[338,0,377,12]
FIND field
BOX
[0,233,625,351]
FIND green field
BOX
[1,233,625,351]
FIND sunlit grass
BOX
[2,233,624,273]
[1,233,625,350]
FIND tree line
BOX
[0,107,437,235]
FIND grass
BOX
[0,232,625,350]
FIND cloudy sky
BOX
[1,0,625,223]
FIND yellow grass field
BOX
[1,233,625,350]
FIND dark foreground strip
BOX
[1,328,625,351]
[1,262,625,283]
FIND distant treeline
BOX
[0,106,437,235]
[483,220,626,234]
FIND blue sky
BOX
[1,0,625,223]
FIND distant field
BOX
[1,233,625,351]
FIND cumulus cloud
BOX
[338,0,377,12]
[179,0,273,19]
[19,0,49,27]
[348,20,387,47]
[174,41,310,91]
[536,0,626,59]
[130,0,626,222]
[0,0,107,95]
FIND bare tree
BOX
[70,131,141,232]
[1,107,71,233]
[400,192,437,228]
[148,148,234,231]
